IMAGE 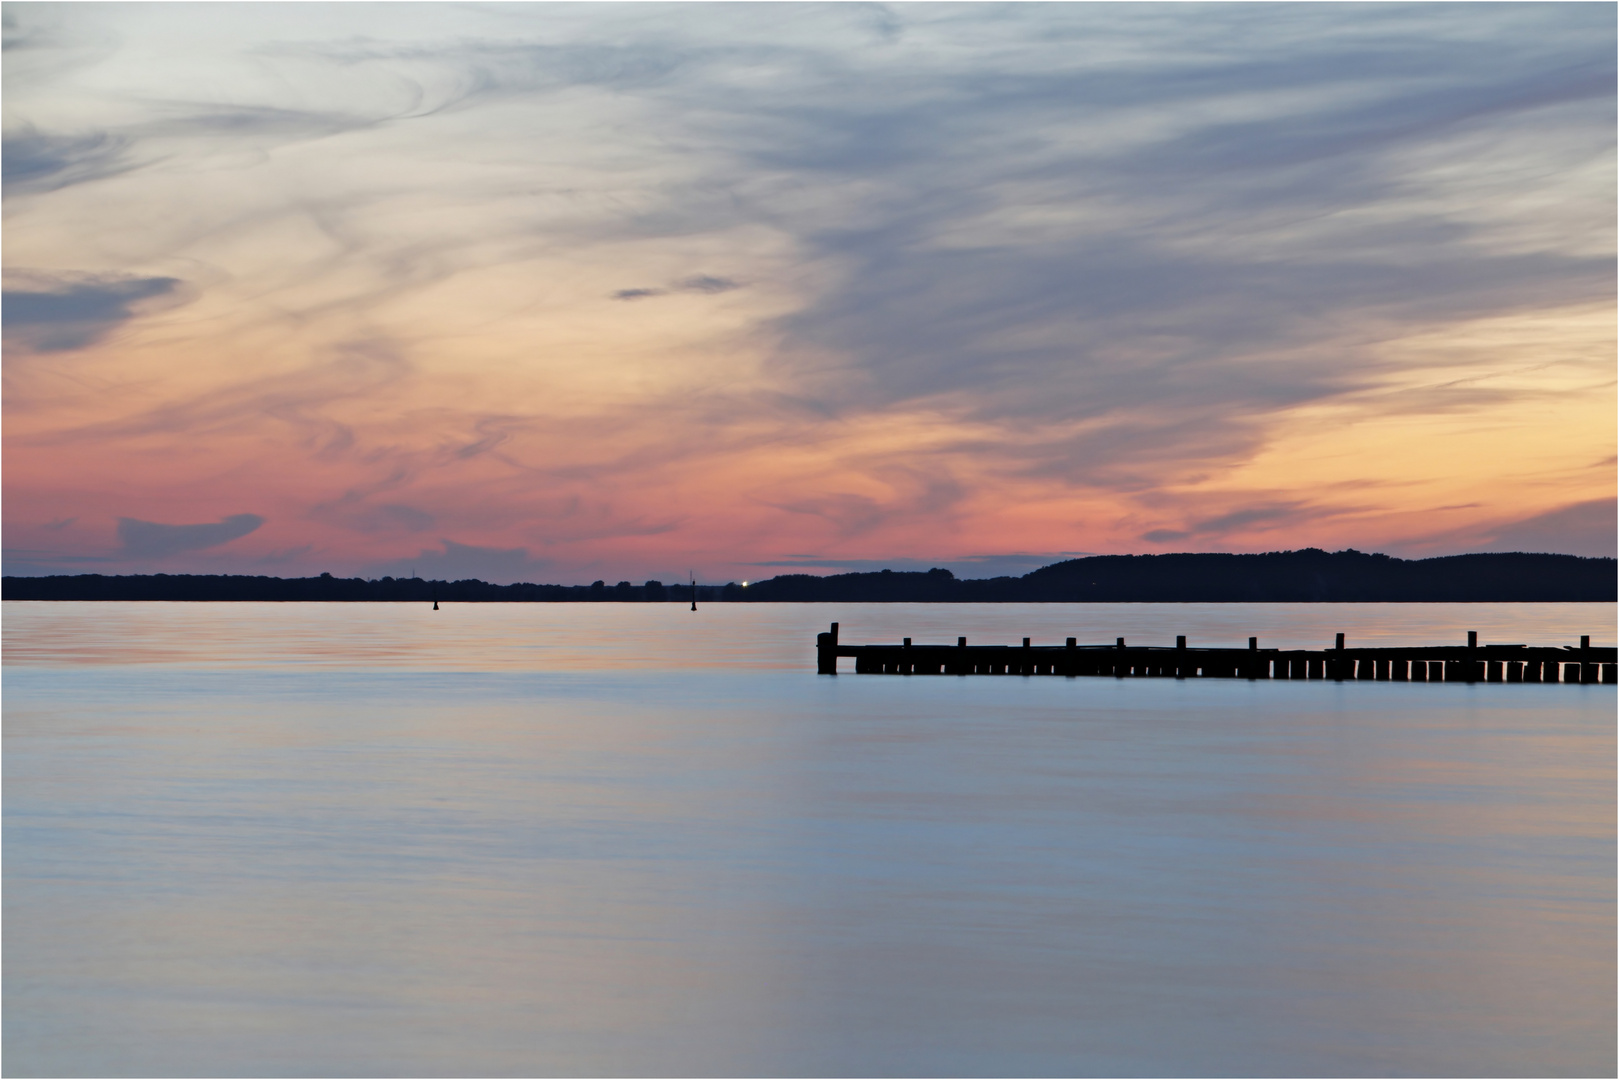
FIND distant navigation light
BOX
[742,581,748,586]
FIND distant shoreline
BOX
[4,549,1613,603]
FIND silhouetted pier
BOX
[815,624,1617,684]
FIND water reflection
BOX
[4,605,1614,1075]
[4,600,1613,671]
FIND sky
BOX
[4,2,1614,584]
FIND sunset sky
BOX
[4,2,1614,584]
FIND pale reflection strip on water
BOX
[4,600,1613,671]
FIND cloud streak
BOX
[4,271,182,352]
[2,129,133,195]
[117,514,265,559]
[612,275,742,301]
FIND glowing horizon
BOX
[5,3,1614,585]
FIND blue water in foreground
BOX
[5,602,1614,1077]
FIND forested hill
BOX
[3,550,1613,602]
[743,551,1615,602]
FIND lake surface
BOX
[5,601,1614,1077]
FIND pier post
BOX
[817,622,839,675]
[1176,635,1186,680]
[1066,637,1076,678]
[1022,637,1031,676]
[1467,631,1478,683]
[1580,636,1595,683]
[1248,637,1258,680]
[1333,633,1345,681]
[903,637,912,675]
[1116,637,1125,679]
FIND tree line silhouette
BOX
[4,550,1612,602]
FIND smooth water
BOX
[5,602,1614,1077]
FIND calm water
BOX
[5,602,1614,1077]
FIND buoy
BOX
[433,600,439,610]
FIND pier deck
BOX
[815,624,1617,683]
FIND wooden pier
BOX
[815,624,1617,684]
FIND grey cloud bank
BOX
[1403,496,1619,560]
[1481,498,1617,558]
[367,539,553,584]
[116,514,266,559]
